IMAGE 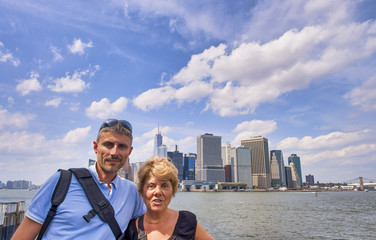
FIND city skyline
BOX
[1,0,376,185]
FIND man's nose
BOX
[110,145,119,155]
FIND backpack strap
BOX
[137,215,147,240]
[37,169,72,240]
[69,168,123,239]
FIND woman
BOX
[125,156,214,240]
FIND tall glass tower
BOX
[288,154,302,187]
[153,125,167,158]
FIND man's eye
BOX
[104,142,113,148]
[118,145,127,150]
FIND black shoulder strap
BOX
[37,169,72,240]
[137,215,147,240]
[69,168,123,239]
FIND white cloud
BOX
[133,15,376,116]
[231,120,277,147]
[0,42,20,66]
[86,97,128,119]
[345,76,376,112]
[69,102,80,111]
[7,97,15,107]
[16,72,42,96]
[50,45,63,62]
[133,86,176,111]
[63,126,92,144]
[48,66,99,93]
[0,129,93,184]
[45,98,62,108]
[0,105,35,131]
[68,38,93,55]
[277,129,374,152]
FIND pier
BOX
[0,201,25,240]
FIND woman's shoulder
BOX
[178,210,197,222]
[172,210,197,239]
[124,217,139,240]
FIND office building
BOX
[230,146,252,188]
[88,159,96,167]
[221,143,232,182]
[153,126,167,158]
[196,133,225,182]
[270,150,286,187]
[241,136,271,188]
[167,145,184,181]
[184,153,196,180]
[131,162,144,182]
[288,154,302,187]
[306,174,315,185]
[286,162,301,189]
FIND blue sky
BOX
[1,0,376,185]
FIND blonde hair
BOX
[137,156,179,196]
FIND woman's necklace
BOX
[144,212,170,224]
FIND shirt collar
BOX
[89,163,119,189]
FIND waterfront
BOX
[1,190,375,239]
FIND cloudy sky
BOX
[1,0,376,185]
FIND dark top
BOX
[124,210,197,240]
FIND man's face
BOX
[93,131,133,176]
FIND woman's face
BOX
[142,175,173,213]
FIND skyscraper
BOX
[221,143,232,182]
[288,154,302,187]
[306,174,314,185]
[153,130,162,155]
[153,126,167,158]
[286,162,301,189]
[230,146,252,188]
[241,136,271,188]
[183,153,196,180]
[270,150,286,187]
[196,133,225,182]
[167,145,184,181]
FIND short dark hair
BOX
[97,121,133,143]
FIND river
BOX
[1,189,375,239]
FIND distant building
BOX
[306,174,315,185]
[221,143,232,182]
[6,180,31,189]
[154,127,167,158]
[168,145,184,181]
[180,180,217,192]
[241,136,271,188]
[118,160,132,180]
[196,133,225,182]
[285,166,293,189]
[183,153,196,180]
[230,146,252,188]
[286,162,301,189]
[130,162,144,183]
[270,150,286,188]
[288,154,302,187]
[88,159,96,167]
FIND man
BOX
[11,119,145,239]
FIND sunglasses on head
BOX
[99,119,133,132]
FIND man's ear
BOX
[93,140,98,154]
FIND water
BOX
[1,190,375,239]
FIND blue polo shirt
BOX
[26,164,145,239]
